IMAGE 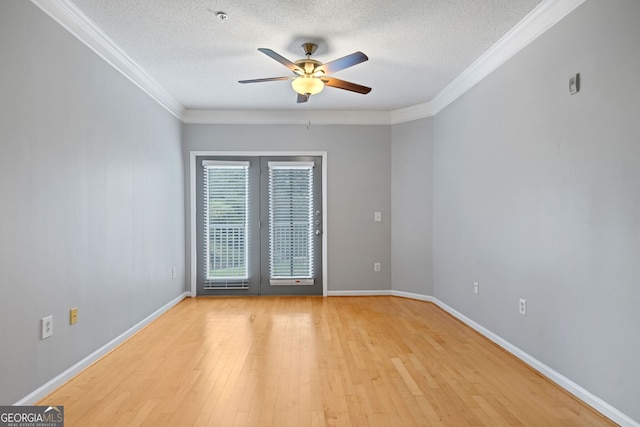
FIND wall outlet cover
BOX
[519,298,527,315]
[41,315,53,339]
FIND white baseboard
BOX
[327,290,392,296]
[400,292,638,427]
[15,289,637,426]
[15,292,189,406]
[391,290,436,303]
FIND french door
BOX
[195,155,323,296]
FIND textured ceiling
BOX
[69,0,542,111]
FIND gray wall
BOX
[3,0,637,421]
[432,0,640,420]
[391,118,434,295]
[0,1,185,404]
[184,124,392,293]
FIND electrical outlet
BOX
[519,298,527,315]
[473,282,479,294]
[374,212,382,222]
[374,262,381,272]
[41,315,53,339]
[70,308,78,325]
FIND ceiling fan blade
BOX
[322,77,371,94]
[297,93,309,103]
[315,51,368,75]
[238,76,291,84]
[258,48,302,73]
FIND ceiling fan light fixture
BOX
[240,43,370,102]
[291,76,324,95]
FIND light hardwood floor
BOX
[40,296,615,426]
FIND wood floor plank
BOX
[39,296,615,426]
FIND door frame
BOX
[189,151,328,297]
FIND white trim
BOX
[182,109,391,125]
[321,156,328,295]
[14,292,188,406]
[387,291,638,427]
[202,160,250,168]
[390,102,436,124]
[428,0,586,117]
[189,151,329,297]
[268,161,315,169]
[189,154,198,298]
[327,290,392,296]
[184,0,585,125]
[30,0,184,119]
[33,0,584,125]
[391,290,436,303]
[269,279,314,286]
[14,289,637,426]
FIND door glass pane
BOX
[268,162,314,280]
[203,161,249,286]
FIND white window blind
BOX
[268,162,314,281]
[202,161,249,287]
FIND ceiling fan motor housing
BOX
[294,58,323,75]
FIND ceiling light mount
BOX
[215,12,228,21]
[301,43,318,57]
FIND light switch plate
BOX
[569,73,580,95]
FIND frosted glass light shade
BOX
[291,76,324,95]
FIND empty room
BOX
[0,0,638,426]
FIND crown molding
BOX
[31,0,184,119]
[183,109,391,125]
[390,102,436,124]
[429,0,586,115]
[32,0,584,125]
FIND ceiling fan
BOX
[239,43,371,103]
